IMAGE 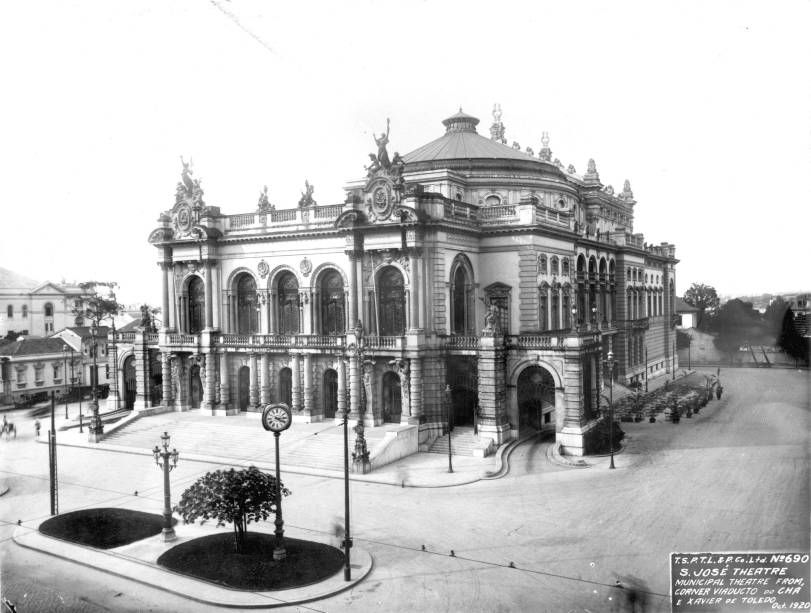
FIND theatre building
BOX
[112,108,678,459]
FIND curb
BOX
[13,523,373,609]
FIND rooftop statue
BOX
[374,118,391,169]
[298,180,317,208]
[257,185,274,211]
[365,153,381,177]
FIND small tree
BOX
[683,283,720,331]
[174,466,290,554]
[73,281,124,327]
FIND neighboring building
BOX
[0,267,88,338]
[675,297,700,329]
[116,108,678,458]
[0,337,75,405]
[786,294,810,338]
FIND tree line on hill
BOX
[679,283,809,366]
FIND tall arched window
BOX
[539,254,548,275]
[188,277,205,333]
[236,273,258,334]
[562,258,570,276]
[538,283,549,331]
[551,257,559,276]
[320,270,345,335]
[44,303,53,317]
[278,273,300,334]
[563,288,571,329]
[551,287,560,330]
[451,265,473,334]
[378,266,406,336]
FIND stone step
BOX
[428,427,479,456]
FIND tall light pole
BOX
[152,431,179,541]
[645,345,649,392]
[445,384,453,473]
[350,322,371,474]
[602,351,616,469]
[338,359,352,581]
[88,321,103,436]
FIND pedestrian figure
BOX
[34,419,41,439]
[716,385,723,400]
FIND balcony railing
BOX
[218,334,346,349]
[442,335,479,350]
[507,334,567,350]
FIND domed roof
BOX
[402,110,538,164]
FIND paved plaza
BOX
[1,367,808,612]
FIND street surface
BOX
[1,367,808,612]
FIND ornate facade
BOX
[114,108,678,457]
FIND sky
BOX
[1,0,809,306]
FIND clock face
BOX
[262,403,292,432]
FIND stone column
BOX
[248,353,259,410]
[417,254,426,331]
[167,264,177,330]
[302,353,314,419]
[161,351,172,407]
[218,352,230,412]
[409,357,422,422]
[260,353,270,404]
[291,353,302,411]
[476,333,510,444]
[160,263,171,330]
[205,351,216,410]
[336,357,347,421]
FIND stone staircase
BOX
[101,411,391,472]
[427,426,480,456]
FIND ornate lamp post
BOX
[88,321,103,437]
[445,384,453,473]
[152,431,179,541]
[602,351,617,469]
[336,354,353,581]
[350,322,371,474]
[571,306,578,331]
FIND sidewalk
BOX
[14,521,373,609]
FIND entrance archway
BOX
[237,366,250,411]
[279,368,292,407]
[123,355,136,409]
[517,366,555,430]
[323,369,338,419]
[149,351,162,406]
[447,357,478,426]
[381,371,401,423]
[189,364,203,409]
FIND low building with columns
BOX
[110,108,678,458]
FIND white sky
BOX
[1,1,809,306]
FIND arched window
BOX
[484,194,501,207]
[538,284,549,331]
[562,258,570,276]
[551,256,559,276]
[320,270,345,335]
[451,265,473,335]
[188,277,205,333]
[539,254,548,275]
[378,266,406,336]
[277,272,300,334]
[551,288,560,330]
[44,303,53,317]
[323,369,338,419]
[562,288,571,329]
[6,305,12,318]
[236,273,258,334]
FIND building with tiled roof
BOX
[116,106,678,459]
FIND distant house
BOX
[675,297,700,329]
[0,336,74,405]
[0,267,89,338]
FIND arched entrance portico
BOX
[237,366,250,411]
[381,371,401,423]
[447,357,478,426]
[517,365,555,431]
[123,355,136,410]
[189,364,203,409]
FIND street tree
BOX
[683,283,720,330]
[174,466,290,554]
[72,281,125,327]
[713,299,765,362]
[763,296,789,341]
[778,307,809,367]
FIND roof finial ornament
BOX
[584,158,602,186]
[490,103,506,143]
[538,132,552,161]
[621,179,635,201]
[298,180,317,208]
[257,185,274,212]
